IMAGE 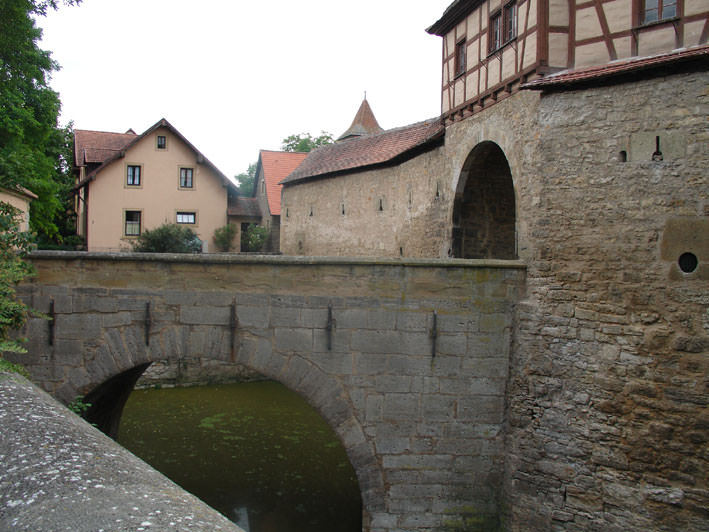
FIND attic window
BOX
[157,135,167,150]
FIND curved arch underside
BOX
[452,141,517,259]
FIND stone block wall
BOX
[14,252,526,531]
[280,148,451,258]
[494,71,708,530]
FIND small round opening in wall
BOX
[678,252,698,273]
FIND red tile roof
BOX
[523,45,709,89]
[281,118,445,186]
[74,129,137,166]
[73,118,235,191]
[338,98,384,140]
[227,196,261,218]
[257,150,308,216]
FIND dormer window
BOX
[642,0,677,24]
[490,1,517,52]
[455,38,466,77]
[157,135,167,150]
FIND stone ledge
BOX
[0,372,243,532]
[29,250,527,270]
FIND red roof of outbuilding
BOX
[522,45,709,89]
[257,150,308,216]
[281,118,444,186]
[73,129,137,166]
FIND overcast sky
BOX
[37,0,452,180]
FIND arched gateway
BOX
[452,141,517,259]
[14,251,525,531]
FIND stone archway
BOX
[452,141,517,259]
[77,329,384,528]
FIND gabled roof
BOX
[338,98,384,141]
[256,150,308,216]
[522,45,709,90]
[281,118,445,186]
[74,129,137,167]
[73,118,235,191]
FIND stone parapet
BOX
[0,372,243,532]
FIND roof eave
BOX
[282,128,445,187]
[427,0,483,36]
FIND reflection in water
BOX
[118,381,362,532]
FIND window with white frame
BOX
[176,211,196,224]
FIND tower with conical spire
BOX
[337,97,384,141]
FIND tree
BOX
[281,131,333,153]
[213,223,238,252]
[132,223,202,254]
[241,224,268,252]
[0,202,35,358]
[234,162,257,196]
[0,0,80,242]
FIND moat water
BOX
[118,381,362,532]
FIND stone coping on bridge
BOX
[0,371,244,532]
[29,250,527,270]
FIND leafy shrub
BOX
[241,224,268,252]
[213,223,238,252]
[132,223,202,253]
[0,201,35,355]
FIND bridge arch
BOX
[77,322,384,521]
[451,141,517,259]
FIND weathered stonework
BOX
[13,251,526,532]
[279,67,708,531]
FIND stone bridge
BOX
[13,251,525,531]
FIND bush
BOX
[132,223,202,253]
[213,223,238,252]
[0,201,35,358]
[241,224,268,252]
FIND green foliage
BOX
[241,224,268,252]
[0,357,30,376]
[213,223,238,252]
[0,0,80,243]
[67,395,91,415]
[281,131,333,153]
[0,202,35,357]
[234,162,257,196]
[132,223,202,254]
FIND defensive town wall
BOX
[281,68,708,530]
[13,251,526,531]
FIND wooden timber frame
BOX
[428,0,709,125]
